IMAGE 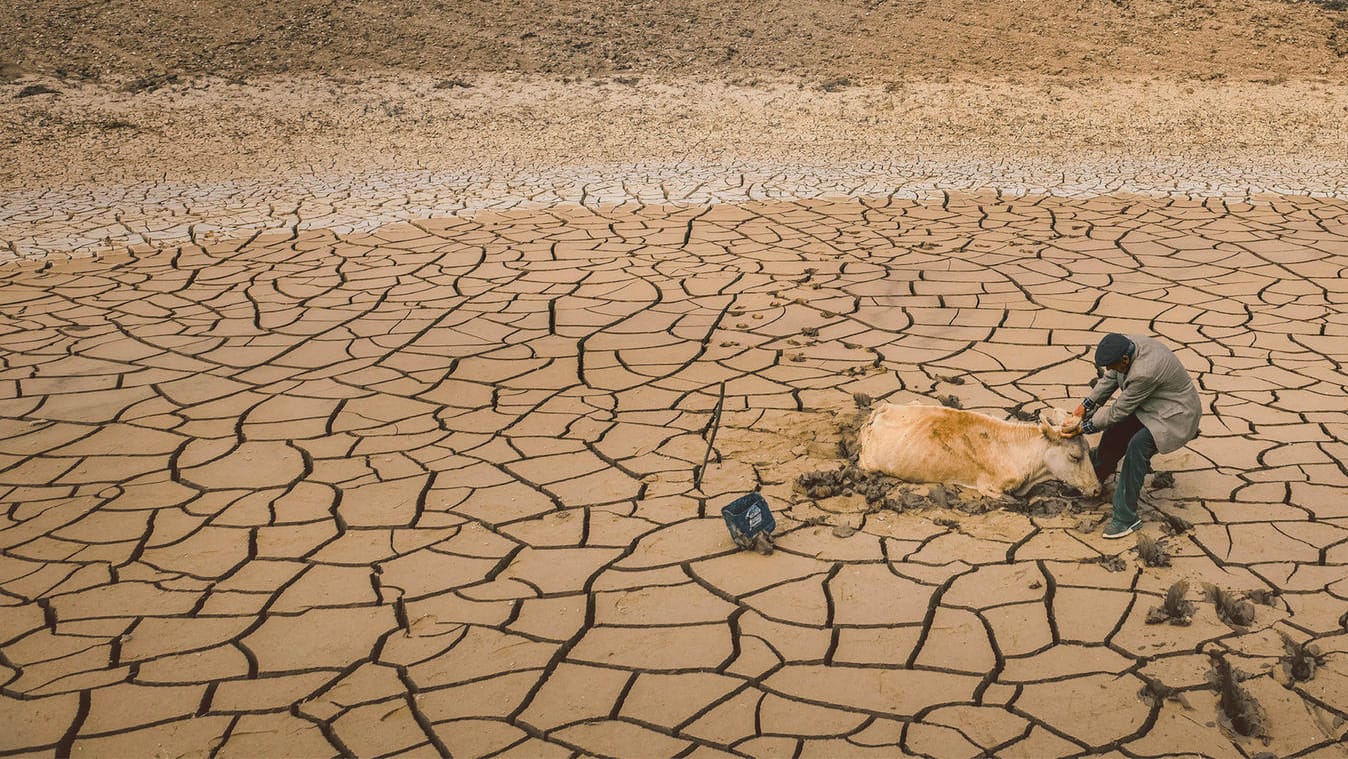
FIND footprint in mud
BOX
[1276,631,1325,685]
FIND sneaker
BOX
[1102,519,1142,539]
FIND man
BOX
[1062,333,1202,539]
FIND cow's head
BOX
[1038,408,1101,496]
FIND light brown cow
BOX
[856,402,1101,498]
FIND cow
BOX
[856,402,1101,498]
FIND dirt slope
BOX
[4,0,1347,84]
[2,1,1346,198]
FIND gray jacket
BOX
[1087,335,1201,454]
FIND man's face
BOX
[1107,355,1132,374]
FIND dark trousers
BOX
[1090,413,1156,527]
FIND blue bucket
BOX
[721,492,776,549]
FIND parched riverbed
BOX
[2,183,1347,756]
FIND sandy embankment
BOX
[2,72,1347,260]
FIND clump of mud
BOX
[795,465,901,508]
[1136,532,1171,567]
[793,463,1090,518]
[1074,513,1107,533]
[1206,585,1256,628]
[1138,676,1191,708]
[1246,588,1280,607]
[835,400,870,462]
[1086,553,1129,573]
[1150,470,1176,489]
[1010,480,1093,517]
[1158,509,1193,535]
[1208,653,1270,740]
[1276,631,1325,684]
[1146,580,1195,625]
[794,465,968,513]
[937,394,963,409]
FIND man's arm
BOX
[1087,374,1158,432]
[1087,373,1119,408]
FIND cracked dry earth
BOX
[3,188,1348,759]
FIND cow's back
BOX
[857,402,1024,488]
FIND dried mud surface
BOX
[5,0,1348,756]
[2,193,1348,757]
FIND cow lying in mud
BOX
[856,402,1101,498]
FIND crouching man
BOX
[1062,333,1202,539]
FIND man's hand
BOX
[1060,416,1083,437]
[1072,404,1086,418]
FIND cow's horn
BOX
[1039,418,1062,440]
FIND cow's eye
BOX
[1068,449,1082,461]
